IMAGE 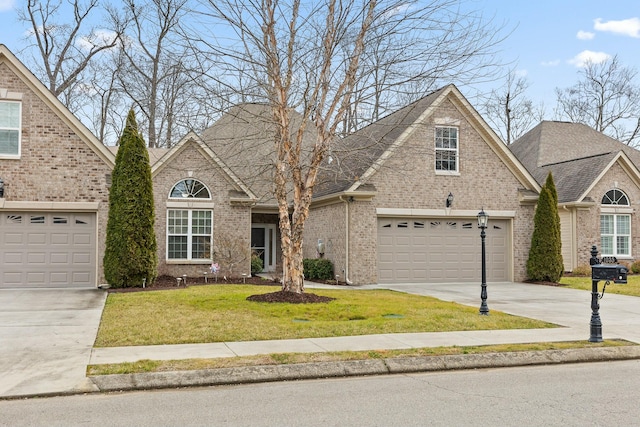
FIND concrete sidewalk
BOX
[86,281,640,394]
[4,281,640,398]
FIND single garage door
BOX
[377,217,510,283]
[0,212,97,288]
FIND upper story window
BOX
[169,179,211,199]
[602,189,629,206]
[435,126,458,173]
[0,101,21,158]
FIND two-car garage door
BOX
[378,217,510,283]
[0,212,96,288]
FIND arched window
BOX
[600,189,631,257]
[601,189,629,206]
[169,179,211,199]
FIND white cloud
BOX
[568,50,612,67]
[76,30,118,51]
[577,30,595,40]
[541,60,561,67]
[0,0,15,12]
[594,17,640,38]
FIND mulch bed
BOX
[106,274,337,303]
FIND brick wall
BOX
[307,96,535,284]
[575,163,640,267]
[152,142,252,278]
[0,62,112,283]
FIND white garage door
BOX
[377,217,510,283]
[0,212,97,288]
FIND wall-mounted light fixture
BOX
[0,177,4,198]
[446,192,453,208]
[317,239,325,257]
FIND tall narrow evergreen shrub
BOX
[526,173,563,282]
[103,110,157,287]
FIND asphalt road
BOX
[2,360,640,427]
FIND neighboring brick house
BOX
[305,85,541,284]
[0,45,115,288]
[510,121,640,272]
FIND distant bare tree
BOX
[195,0,504,294]
[118,0,206,148]
[17,0,124,111]
[482,69,545,144]
[555,56,640,146]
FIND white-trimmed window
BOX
[169,178,211,199]
[435,126,458,173]
[167,179,213,260]
[600,189,631,257]
[167,209,212,260]
[0,101,21,157]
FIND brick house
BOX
[1,43,546,287]
[510,121,640,272]
[0,45,115,288]
[305,85,541,284]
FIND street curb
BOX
[90,346,640,393]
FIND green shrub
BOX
[103,110,157,288]
[526,173,563,282]
[251,252,264,275]
[303,258,334,280]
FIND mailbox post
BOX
[588,245,628,342]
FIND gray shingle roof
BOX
[314,85,449,197]
[510,121,640,203]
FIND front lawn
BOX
[95,285,555,347]
[560,274,640,297]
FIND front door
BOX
[251,224,277,272]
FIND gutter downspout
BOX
[339,195,354,285]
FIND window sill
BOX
[435,170,460,176]
[0,154,20,160]
[166,259,212,265]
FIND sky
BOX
[0,0,639,117]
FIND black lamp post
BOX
[478,208,489,315]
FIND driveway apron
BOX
[0,288,106,398]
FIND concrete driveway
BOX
[374,282,640,344]
[0,288,106,398]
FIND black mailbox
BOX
[591,264,628,284]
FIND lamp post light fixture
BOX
[477,208,489,315]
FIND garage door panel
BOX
[378,217,510,284]
[5,233,23,244]
[51,233,70,245]
[28,233,47,245]
[0,212,96,288]
[27,252,46,264]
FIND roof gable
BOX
[315,84,539,197]
[511,121,640,203]
[0,44,115,167]
[151,131,256,200]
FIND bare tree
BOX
[195,0,504,293]
[17,0,124,111]
[117,0,208,148]
[555,55,640,146]
[481,69,545,144]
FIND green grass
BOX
[560,274,640,297]
[87,340,629,376]
[95,285,556,347]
